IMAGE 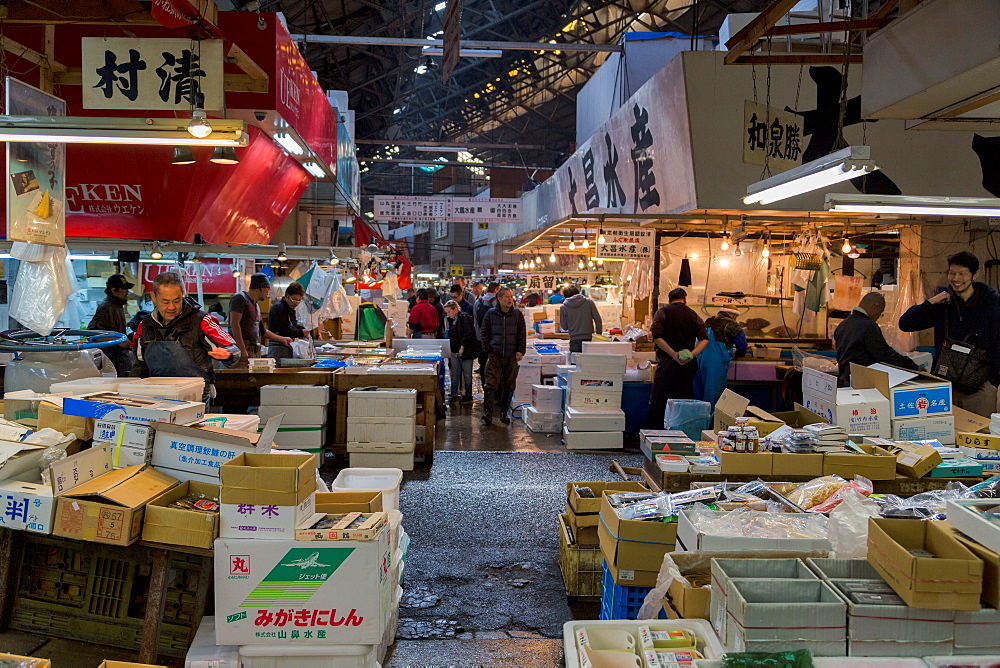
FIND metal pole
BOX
[652,230,662,312]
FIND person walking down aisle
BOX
[408,289,439,339]
[229,273,293,365]
[450,283,474,316]
[89,274,135,376]
[133,272,240,404]
[480,287,527,426]
[445,300,480,404]
[560,285,603,353]
[900,251,1000,416]
[266,281,308,361]
[834,292,920,388]
[644,288,709,430]
[474,282,500,376]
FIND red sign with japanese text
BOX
[140,259,238,294]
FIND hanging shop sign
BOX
[595,227,655,260]
[449,265,465,276]
[523,274,593,291]
[742,101,804,172]
[5,79,66,246]
[373,195,522,224]
[81,38,224,111]
[140,259,237,294]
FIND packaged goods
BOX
[787,476,848,510]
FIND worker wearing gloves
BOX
[266,281,309,360]
[645,288,709,429]
[834,292,920,388]
[133,271,240,405]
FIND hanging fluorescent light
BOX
[743,146,878,206]
[67,254,113,261]
[422,48,503,58]
[187,110,213,138]
[273,131,304,156]
[303,162,326,178]
[0,116,248,146]
[825,193,1000,216]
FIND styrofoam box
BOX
[564,406,626,432]
[519,362,542,385]
[50,377,141,394]
[260,384,330,406]
[239,642,379,667]
[347,416,415,445]
[525,406,562,434]
[953,608,1000,655]
[564,619,724,668]
[566,370,625,393]
[562,426,623,450]
[532,384,564,413]
[331,467,403,512]
[574,353,628,375]
[347,388,417,418]
[924,658,1000,668]
[258,405,327,426]
[347,442,415,454]
[695,660,929,668]
[581,341,633,358]
[567,388,622,409]
[350,449,414,472]
[272,426,325,450]
[184,616,239,668]
[125,377,205,402]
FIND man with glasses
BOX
[900,251,1000,416]
[267,281,308,361]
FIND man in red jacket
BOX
[408,288,439,339]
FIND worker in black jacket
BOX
[479,287,526,426]
[834,292,920,388]
[89,274,134,376]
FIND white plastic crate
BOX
[238,643,378,668]
[184,616,239,668]
[50,377,141,394]
[124,376,205,402]
[347,387,417,417]
[565,619,724,668]
[331,467,403,511]
[347,416,416,444]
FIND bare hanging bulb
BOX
[582,238,589,249]
[720,237,730,252]
[568,239,576,251]
[598,231,606,244]
[842,239,852,254]
[549,251,556,263]
[761,245,770,258]
[578,259,585,269]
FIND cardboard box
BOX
[0,479,55,534]
[566,481,648,515]
[677,509,831,553]
[892,414,956,445]
[62,393,205,424]
[347,388,417,417]
[948,526,1000,610]
[929,458,983,477]
[957,432,1000,452]
[604,556,658,588]
[562,426,623,450]
[564,406,626,432]
[531,384,564,413]
[295,513,387,541]
[315,491,383,514]
[95,420,154,469]
[598,492,676,572]
[883,440,944,478]
[771,453,825,477]
[726,579,846,655]
[771,404,830,428]
[0,655,50,668]
[347,416,414,445]
[53,465,178,546]
[220,452,317,507]
[564,504,599,546]
[214,533,392,645]
[867,518,983,610]
[851,363,953,419]
[273,426,326,450]
[260,384,329,406]
[718,451,772,476]
[142,480,220,549]
[0,441,48,483]
[822,444,897,480]
[258,405,326,425]
[713,390,785,435]
[99,662,166,668]
[664,553,714,620]
[566,388,621,409]
[3,390,74,427]
[38,399,94,440]
[220,494,317,540]
[151,415,280,481]
[575,353,628,374]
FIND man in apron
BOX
[132,271,241,406]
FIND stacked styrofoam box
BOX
[259,385,329,452]
[526,384,564,434]
[382,301,409,338]
[562,353,626,450]
[512,359,543,408]
[347,388,417,471]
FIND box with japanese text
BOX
[95,420,154,469]
[219,452,316,506]
[219,493,317,540]
[801,388,890,438]
[295,512,388,541]
[53,464,178,547]
[891,415,956,445]
[957,432,1000,452]
[150,415,280,482]
[851,363,952,419]
[214,531,392,645]
[142,480,221,549]
[598,492,676,576]
[62,393,205,424]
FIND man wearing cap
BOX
[89,274,135,376]
[229,273,293,365]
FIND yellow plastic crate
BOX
[558,513,603,599]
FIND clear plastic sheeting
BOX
[10,245,76,336]
[828,488,881,558]
[663,399,711,438]
[882,270,923,354]
[685,504,829,540]
[791,347,837,373]
[4,350,101,394]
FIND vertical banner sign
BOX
[441,0,462,83]
[742,100,804,172]
[595,227,654,260]
[81,38,224,111]
[5,78,66,246]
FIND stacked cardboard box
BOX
[218,452,318,539]
[347,388,417,471]
[150,416,280,484]
[562,353,626,450]
[259,384,328,452]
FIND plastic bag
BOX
[663,399,711,438]
[686,504,828,540]
[828,488,880,558]
[883,270,922,353]
[791,347,837,373]
[10,245,75,336]
[809,476,873,514]
[787,475,847,510]
[4,350,102,394]
[291,339,314,360]
[322,271,354,319]
[24,428,75,446]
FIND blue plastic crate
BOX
[598,561,666,620]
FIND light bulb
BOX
[848,251,861,259]
[598,232,606,244]
[578,260,585,269]
[535,254,542,263]
[587,260,594,268]
[597,258,603,266]
[582,238,589,249]
[761,246,770,258]
[187,110,212,138]
[232,269,241,277]
[150,242,163,260]
[549,252,556,263]
[568,240,576,251]
[518,261,524,270]
[842,239,852,253]
[734,247,742,257]
[720,238,730,251]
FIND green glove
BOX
[678,349,693,361]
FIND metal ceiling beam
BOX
[369,158,551,169]
[291,34,622,53]
[356,139,551,150]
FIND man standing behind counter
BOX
[834,292,920,388]
[644,288,709,429]
[229,273,293,364]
